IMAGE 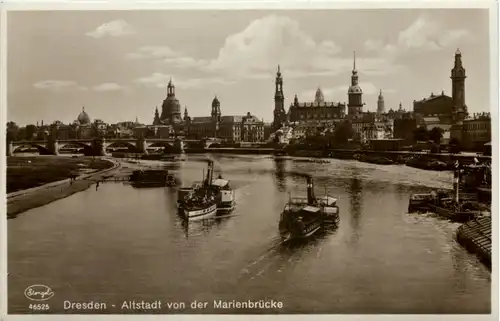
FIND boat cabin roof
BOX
[410,194,432,200]
[317,196,337,205]
[212,179,230,187]
[302,206,320,213]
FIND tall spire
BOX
[153,106,161,125]
[273,64,285,131]
[353,50,356,72]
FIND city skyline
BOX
[8,9,491,126]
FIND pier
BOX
[456,217,491,269]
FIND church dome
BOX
[77,107,90,125]
[162,95,181,118]
[314,88,324,104]
[348,84,363,94]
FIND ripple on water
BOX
[7,155,490,314]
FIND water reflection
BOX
[8,156,491,314]
[162,161,181,171]
[177,210,235,239]
[273,159,287,191]
[348,168,363,244]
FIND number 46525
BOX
[29,304,49,311]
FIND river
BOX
[7,155,491,314]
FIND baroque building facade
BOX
[288,89,346,123]
[462,112,491,150]
[147,79,264,142]
[186,96,265,143]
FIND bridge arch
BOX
[11,143,51,155]
[145,142,174,149]
[58,141,93,154]
[104,141,138,152]
[206,142,222,148]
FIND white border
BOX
[0,1,498,321]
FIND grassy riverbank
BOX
[7,156,113,193]
[7,179,97,218]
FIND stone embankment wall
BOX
[456,216,491,269]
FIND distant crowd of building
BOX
[270,49,490,151]
[8,49,491,152]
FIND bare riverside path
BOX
[7,155,491,314]
[7,157,121,218]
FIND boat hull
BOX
[183,203,218,221]
[323,206,340,224]
[279,215,323,241]
[131,181,170,188]
[217,189,236,212]
[218,201,235,212]
[428,205,479,223]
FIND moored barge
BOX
[129,169,177,187]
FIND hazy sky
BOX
[7,9,490,126]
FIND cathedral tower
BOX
[272,65,287,130]
[211,96,221,138]
[347,51,364,116]
[450,49,468,143]
[451,48,468,123]
[377,89,385,114]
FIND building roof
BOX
[348,84,362,94]
[242,112,262,123]
[414,92,450,103]
[221,116,243,123]
[291,101,345,108]
[191,117,212,123]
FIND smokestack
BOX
[205,160,214,186]
[209,161,214,184]
[306,176,315,205]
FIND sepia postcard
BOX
[1,1,498,321]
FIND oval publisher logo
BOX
[24,285,54,301]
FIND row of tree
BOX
[6,121,137,141]
[6,122,39,141]
[412,126,444,145]
[274,120,355,148]
[274,120,463,152]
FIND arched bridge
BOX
[7,137,218,156]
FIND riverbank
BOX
[7,157,120,218]
[7,156,114,193]
[456,216,491,269]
